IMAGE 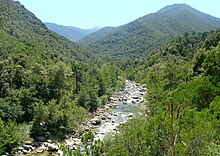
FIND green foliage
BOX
[31,99,86,139]
[106,106,218,155]
[185,77,220,110]
[2,0,220,155]
[61,130,105,156]
[0,118,29,155]
[210,96,220,119]
[79,4,220,60]
[202,44,220,82]
[107,29,220,155]
[205,141,220,155]
[0,1,124,154]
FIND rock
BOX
[81,122,87,126]
[22,149,30,154]
[127,113,134,117]
[100,116,106,120]
[131,95,140,99]
[47,139,52,143]
[72,138,81,145]
[104,106,110,110]
[110,97,116,101]
[123,97,128,101]
[23,144,32,150]
[39,146,48,151]
[84,126,90,131]
[91,118,101,125]
[23,140,32,145]
[47,143,59,152]
[71,146,77,150]
[15,151,22,155]
[113,113,118,116]
[18,146,24,151]
[33,141,42,147]
[36,136,47,142]
[57,149,63,156]
[65,140,74,147]
[36,149,44,153]
[113,103,118,107]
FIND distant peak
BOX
[157,3,193,13]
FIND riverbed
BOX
[16,80,146,155]
[92,80,147,140]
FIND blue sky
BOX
[18,0,220,29]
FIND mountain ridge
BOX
[45,22,102,42]
[78,3,220,58]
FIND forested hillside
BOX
[105,28,220,155]
[0,0,124,154]
[45,22,101,42]
[79,4,220,59]
[1,0,220,155]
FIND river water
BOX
[93,80,147,140]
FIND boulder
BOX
[131,95,140,99]
[100,116,107,120]
[23,144,32,150]
[57,149,63,156]
[33,141,42,147]
[36,149,44,153]
[18,146,24,151]
[36,136,47,142]
[127,113,134,117]
[91,118,101,125]
[22,149,30,154]
[39,146,48,151]
[23,140,32,145]
[47,143,59,152]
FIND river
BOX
[92,80,147,140]
[17,80,146,155]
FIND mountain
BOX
[45,22,102,41]
[78,26,115,44]
[0,1,124,154]
[0,0,90,64]
[78,4,220,58]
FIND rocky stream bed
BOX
[14,80,147,155]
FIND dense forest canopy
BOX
[1,0,220,155]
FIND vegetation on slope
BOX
[105,28,220,155]
[1,0,220,155]
[79,4,220,59]
[0,0,124,154]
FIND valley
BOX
[1,0,220,155]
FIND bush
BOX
[0,118,26,155]
[31,99,86,139]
